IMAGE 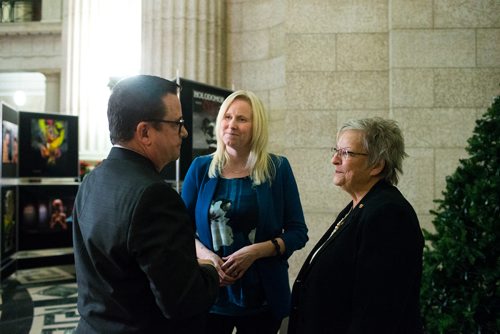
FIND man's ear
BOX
[370,159,385,176]
[136,121,152,145]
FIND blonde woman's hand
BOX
[221,245,258,281]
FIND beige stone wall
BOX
[389,0,500,236]
[227,0,500,282]
[0,24,62,72]
[227,0,288,151]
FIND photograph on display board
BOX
[18,185,78,251]
[1,102,19,178]
[1,186,17,262]
[2,120,18,177]
[191,88,225,156]
[161,78,232,181]
[18,112,79,179]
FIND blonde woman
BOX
[182,90,308,334]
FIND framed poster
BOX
[161,78,232,181]
[18,111,79,179]
[18,184,78,251]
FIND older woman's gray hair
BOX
[339,117,408,185]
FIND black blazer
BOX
[73,147,219,334]
[288,180,424,334]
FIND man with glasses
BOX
[72,75,219,333]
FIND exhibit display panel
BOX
[0,184,17,280]
[1,102,19,279]
[1,102,19,178]
[0,103,80,279]
[161,78,232,182]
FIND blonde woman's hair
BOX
[208,90,276,185]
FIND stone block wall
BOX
[227,0,500,282]
[0,26,62,72]
[389,0,500,237]
[227,0,288,151]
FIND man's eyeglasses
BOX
[146,118,185,134]
[331,147,368,160]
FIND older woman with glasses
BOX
[288,117,424,334]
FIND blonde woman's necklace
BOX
[225,167,248,174]
[223,164,249,177]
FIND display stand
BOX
[1,102,19,281]
[0,103,79,281]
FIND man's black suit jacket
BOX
[73,147,219,333]
[288,180,424,334]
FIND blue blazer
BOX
[181,154,308,319]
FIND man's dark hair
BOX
[107,75,180,144]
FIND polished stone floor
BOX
[0,265,78,334]
[0,263,288,333]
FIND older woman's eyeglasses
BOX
[331,147,368,160]
[146,118,185,134]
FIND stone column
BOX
[44,72,60,112]
[61,0,143,160]
[141,0,226,86]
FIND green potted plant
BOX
[421,95,500,333]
